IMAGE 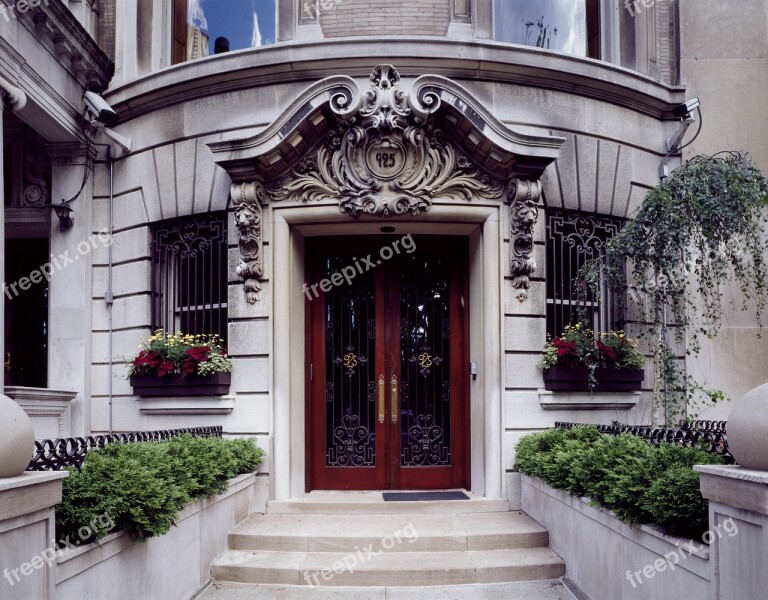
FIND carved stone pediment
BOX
[267,65,505,216]
[212,65,565,304]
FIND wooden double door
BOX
[306,236,470,490]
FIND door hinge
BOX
[460,294,465,309]
[310,363,314,381]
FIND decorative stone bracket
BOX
[507,178,543,301]
[231,181,267,304]
[0,76,27,112]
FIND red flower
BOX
[157,361,175,377]
[596,341,617,365]
[552,338,579,367]
[185,346,210,362]
[133,350,160,369]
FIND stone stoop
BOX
[200,491,567,597]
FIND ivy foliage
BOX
[579,153,768,422]
[56,435,263,543]
[515,426,724,538]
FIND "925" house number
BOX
[366,142,405,179]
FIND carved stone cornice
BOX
[45,142,97,167]
[507,178,543,301]
[8,0,112,90]
[210,64,565,184]
[231,181,267,304]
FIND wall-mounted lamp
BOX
[52,200,74,231]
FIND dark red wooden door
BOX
[306,237,469,490]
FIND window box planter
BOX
[130,373,231,397]
[542,367,643,392]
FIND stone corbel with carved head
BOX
[231,181,267,304]
[507,178,543,302]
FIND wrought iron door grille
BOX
[546,211,623,335]
[151,213,228,339]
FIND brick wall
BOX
[656,0,679,85]
[98,0,116,60]
[319,0,451,38]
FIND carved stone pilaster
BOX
[232,181,267,304]
[507,178,543,301]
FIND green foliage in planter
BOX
[56,435,263,543]
[578,152,768,423]
[642,465,710,537]
[514,426,724,537]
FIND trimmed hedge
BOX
[56,435,263,543]
[515,426,723,537]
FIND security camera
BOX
[83,91,119,127]
[672,97,700,119]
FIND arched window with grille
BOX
[150,213,228,339]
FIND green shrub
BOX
[642,465,709,537]
[56,435,263,543]
[514,428,724,537]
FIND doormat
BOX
[382,491,470,502]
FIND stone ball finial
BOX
[0,395,35,478]
[728,383,768,471]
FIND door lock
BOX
[469,361,477,381]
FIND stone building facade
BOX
[1,0,766,502]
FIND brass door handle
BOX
[391,374,398,424]
[378,374,385,424]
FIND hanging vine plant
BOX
[579,152,768,424]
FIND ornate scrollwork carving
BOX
[508,178,543,301]
[268,65,505,216]
[22,129,50,207]
[232,181,266,304]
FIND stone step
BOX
[197,580,578,600]
[228,511,549,553]
[267,491,509,515]
[210,547,565,587]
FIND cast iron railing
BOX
[555,420,733,464]
[26,426,223,471]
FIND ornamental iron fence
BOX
[554,420,733,464]
[26,426,223,471]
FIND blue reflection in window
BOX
[495,0,587,56]
[187,0,275,59]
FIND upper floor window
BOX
[173,0,276,64]
[546,210,623,336]
[494,0,599,59]
[151,213,229,339]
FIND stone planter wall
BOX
[54,472,267,600]
[521,475,710,600]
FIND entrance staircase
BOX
[198,491,571,599]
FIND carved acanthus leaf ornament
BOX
[268,64,505,216]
